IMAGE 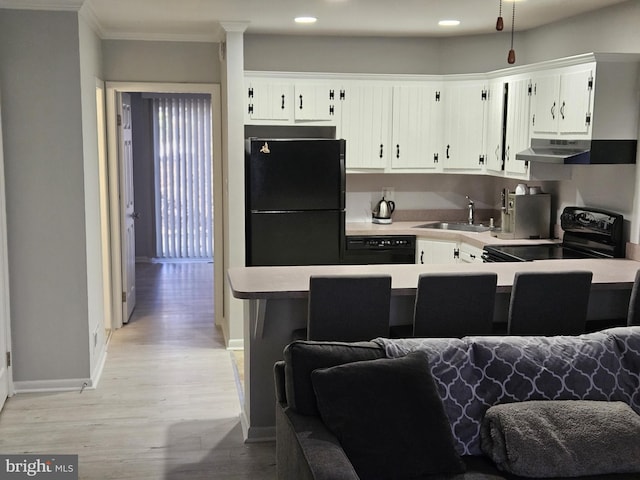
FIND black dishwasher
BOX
[342,236,416,265]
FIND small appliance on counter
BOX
[372,196,395,224]
[497,188,551,239]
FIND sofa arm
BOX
[276,402,359,480]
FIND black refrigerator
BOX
[245,138,346,266]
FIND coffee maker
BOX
[498,189,551,239]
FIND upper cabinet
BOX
[390,83,443,171]
[442,80,488,172]
[339,82,392,170]
[246,79,292,122]
[245,77,340,124]
[530,63,594,138]
[293,83,340,122]
[504,76,533,177]
[244,53,639,175]
[485,78,506,174]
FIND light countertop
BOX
[228,258,640,300]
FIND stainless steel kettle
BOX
[372,197,395,224]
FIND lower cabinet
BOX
[416,239,485,264]
[458,242,485,263]
[415,239,458,264]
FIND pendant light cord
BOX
[510,2,515,49]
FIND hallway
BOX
[0,262,276,479]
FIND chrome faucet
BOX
[466,195,475,224]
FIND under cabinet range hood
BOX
[516,138,637,165]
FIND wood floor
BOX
[0,262,276,479]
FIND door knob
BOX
[130,212,140,220]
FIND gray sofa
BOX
[274,327,640,480]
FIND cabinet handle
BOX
[446,144,450,159]
[420,251,424,264]
[396,144,400,159]
[281,95,285,110]
[560,101,566,120]
[379,144,384,158]
[299,94,303,110]
[495,145,500,160]
[506,146,510,161]
[551,101,556,119]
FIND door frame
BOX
[105,82,223,330]
[0,89,14,405]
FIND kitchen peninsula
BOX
[228,225,640,442]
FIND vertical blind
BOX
[153,95,213,259]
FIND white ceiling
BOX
[1,0,630,42]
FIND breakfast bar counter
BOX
[228,258,639,442]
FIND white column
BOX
[219,22,249,349]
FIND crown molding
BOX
[0,0,84,11]
[98,30,220,43]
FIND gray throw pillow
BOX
[311,351,465,480]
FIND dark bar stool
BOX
[507,270,593,336]
[413,272,498,338]
[627,269,640,326]
[296,274,392,342]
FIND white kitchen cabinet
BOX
[484,78,506,174]
[245,79,292,122]
[293,83,340,121]
[457,242,485,264]
[339,82,392,170]
[416,238,457,264]
[442,80,488,171]
[504,76,533,177]
[530,63,594,138]
[390,83,443,171]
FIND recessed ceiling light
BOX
[295,16,317,24]
[438,20,461,27]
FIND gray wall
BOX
[102,40,221,83]
[0,10,90,382]
[79,13,108,378]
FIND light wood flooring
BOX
[0,262,276,479]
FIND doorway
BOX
[105,82,223,331]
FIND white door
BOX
[0,91,13,411]
[118,93,136,323]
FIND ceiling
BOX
[1,0,630,42]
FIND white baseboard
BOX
[13,377,95,394]
[226,338,244,350]
[90,338,109,389]
[240,410,275,443]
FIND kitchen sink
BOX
[414,222,491,233]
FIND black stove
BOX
[482,206,624,262]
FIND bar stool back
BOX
[508,270,593,336]
[413,272,498,338]
[305,274,392,342]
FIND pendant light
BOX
[507,1,516,64]
[496,0,504,31]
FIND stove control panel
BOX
[561,207,623,240]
